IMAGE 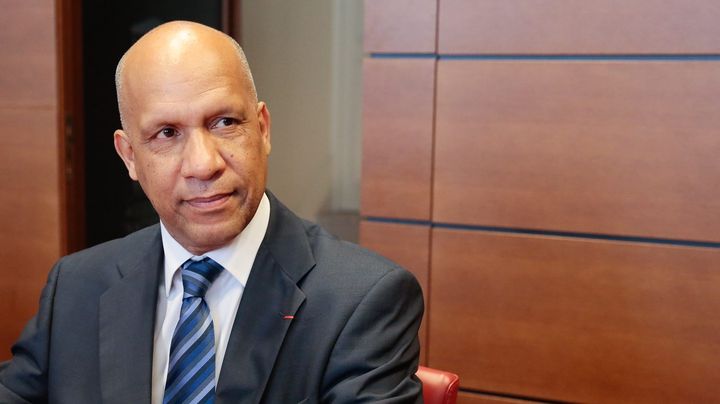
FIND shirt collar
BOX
[160,193,270,296]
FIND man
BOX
[0,21,423,403]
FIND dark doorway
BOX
[82,1,223,247]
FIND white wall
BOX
[241,0,363,224]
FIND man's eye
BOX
[214,117,237,128]
[158,128,178,138]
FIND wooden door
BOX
[0,0,82,360]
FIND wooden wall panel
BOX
[361,58,435,220]
[434,60,720,242]
[0,109,60,267]
[0,1,61,360]
[0,109,60,248]
[439,0,720,54]
[364,2,720,402]
[0,109,60,357]
[429,228,720,403]
[0,0,57,106]
[364,0,436,53]
[359,220,430,364]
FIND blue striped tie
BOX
[163,257,224,404]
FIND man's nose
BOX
[180,130,225,180]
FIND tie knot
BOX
[181,257,223,298]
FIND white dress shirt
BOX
[151,193,270,404]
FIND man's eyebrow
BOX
[140,117,170,130]
[209,105,250,120]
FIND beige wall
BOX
[241,0,363,222]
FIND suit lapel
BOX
[216,192,314,404]
[215,248,305,404]
[98,227,162,404]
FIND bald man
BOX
[0,21,423,404]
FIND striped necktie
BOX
[163,257,224,404]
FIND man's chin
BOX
[176,222,246,255]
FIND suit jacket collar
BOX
[216,191,314,404]
[98,225,163,404]
[258,191,316,282]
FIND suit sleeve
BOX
[0,260,62,403]
[321,267,424,403]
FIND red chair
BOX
[416,366,460,404]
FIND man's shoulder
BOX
[266,193,421,298]
[57,224,160,274]
[266,192,405,281]
[303,220,397,273]
[288,219,424,347]
[299,219,418,294]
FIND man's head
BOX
[113,21,271,255]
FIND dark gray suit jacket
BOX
[0,193,423,403]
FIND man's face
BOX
[114,46,271,255]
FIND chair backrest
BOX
[416,366,460,404]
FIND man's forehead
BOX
[127,38,231,75]
[116,21,256,130]
[121,39,244,102]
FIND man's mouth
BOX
[185,193,232,210]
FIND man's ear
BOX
[114,129,139,180]
[257,101,271,155]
